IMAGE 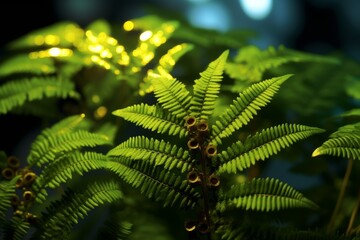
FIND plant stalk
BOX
[346,187,360,236]
[327,158,353,234]
[200,147,212,240]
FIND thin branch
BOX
[347,188,360,236]
[327,158,353,234]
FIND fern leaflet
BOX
[211,74,292,144]
[112,103,187,138]
[152,75,192,118]
[218,124,325,174]
[33,151,109,196]
[107,158,200,208]
[0,76,80,114]
[190,50,229,119]
[225,45,339,82]
[107,136,193,173]
[27,130,112,167]
[33,180,123,240]
[312,122,360,160]
[0,177,19,222]
[217,177,318,212]
[0,55,56,77]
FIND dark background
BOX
[0,0,359,60]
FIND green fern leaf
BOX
[0,177,19,222]
[0,76,80,114]
[7,21,84,50]
[211,74,292,144]
[107,136,193,173]
[2,217,30,240]
[0,55,56,77]
[97,219,132,240]
[217,177,318,212]
[35,180,123,240]
[140,43,194,96]
[28,130,111,167]
[112,103,187,138]
[152,74,192,118]
[218,124,325,174]
[225,45,339,82]
[34,151,109,190]
[190,50,229,120]
[44,113,91,134]
[28,114,89,161]
[107,158,200,208]
[312,123,360,160]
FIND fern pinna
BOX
[108,50,325,239]
[0,114,129,240]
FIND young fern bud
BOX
[208,173,220,188]
[187,170,201,184]
[205,144,217,157]
[23,172,36,186]
[7,156,20,169]
[184,220,197,232]
[187,138,199,150]
[197,120,209,133]
[185,116,197,131]
[23,191,34,202]
[1,167,15,179]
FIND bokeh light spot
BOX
[239,0,273,20]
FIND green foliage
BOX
[109,50,323,238]
[312,122,360,160]
[32,179,123,240]
[225,45,339,83]
[0,11,359,240]
[0,76,79,114]
[217,177,318,212]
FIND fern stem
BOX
[199,146,212,240]
[346,187,360,236]
[327,158,353,234]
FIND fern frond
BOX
[107,158,200,208]
[97,219,132,240]
[107,136,193,173]
[28,130,112,167]
[112,103,187,138]
[7,21,84,50]
[0,76,80,114]
[312,136,360,160]
[34,180,123,240]
[218,124,325,174]
[140,43,194,96]
[211,74,292,144]
[152,75,192,118]
[338,108,360,118]
[44,113,90,134]
[225,45,339,82]
[312,122,360,160]
[0,177,19,222]
[34,151,108,190]
[2,217,30,240]
[217,177,318,212]
[0,55,56,77]
[190,50,229,120]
